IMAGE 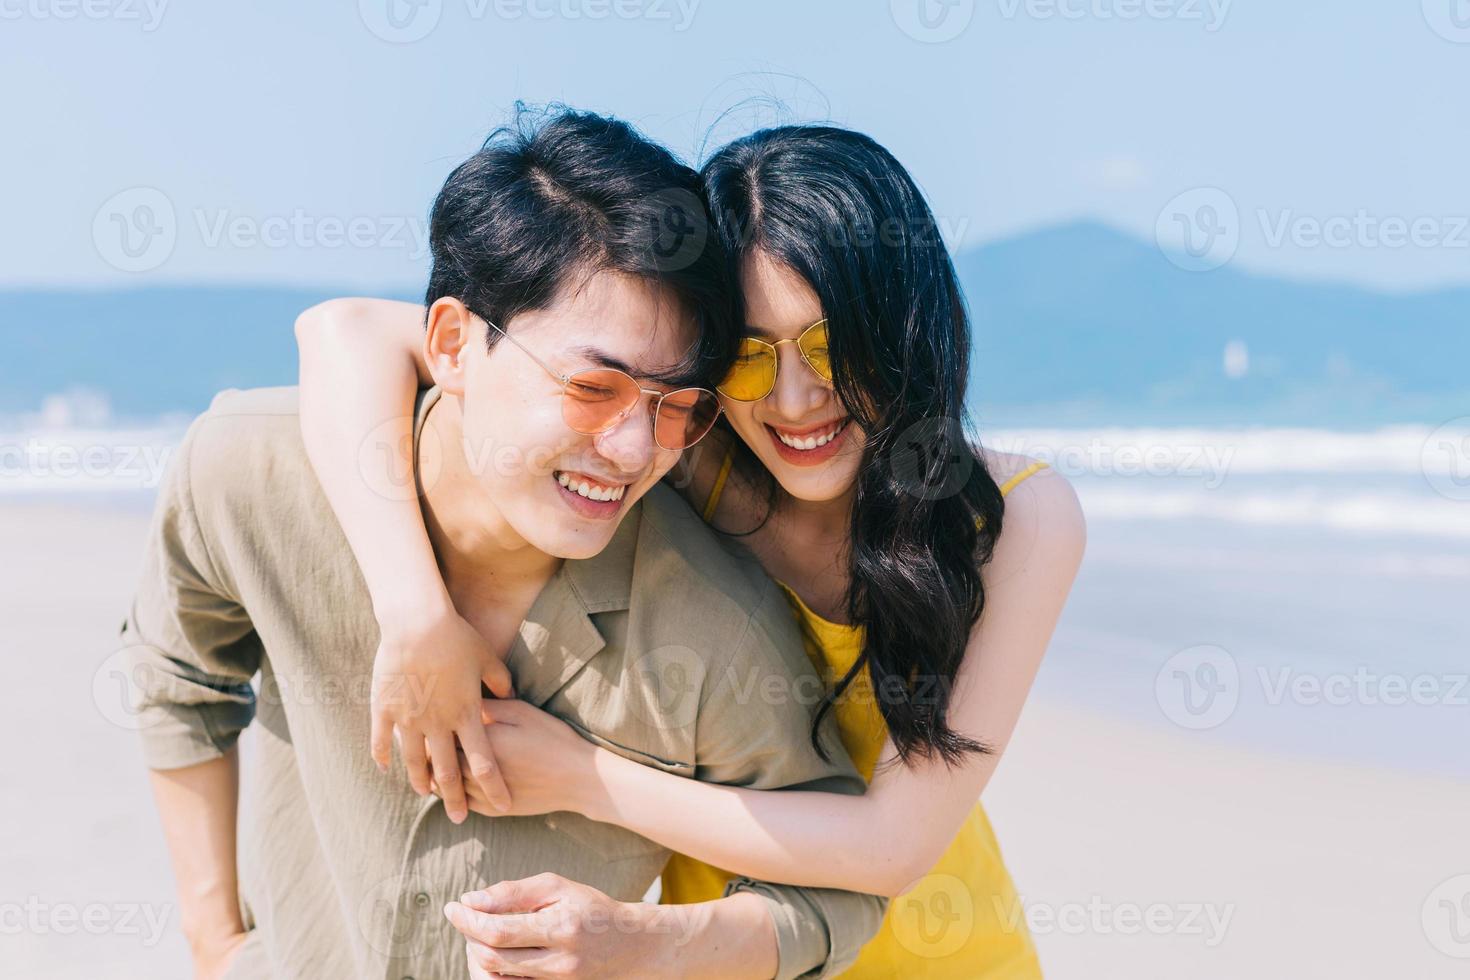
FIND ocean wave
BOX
[1075,484,1470,539]
[984,423,1470,476]
[0,425,187,492]
[7,421,1470,539]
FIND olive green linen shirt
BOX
[120,386,884,980]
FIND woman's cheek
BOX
[718,400,764,446]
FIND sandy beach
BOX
[3,498,1466,978]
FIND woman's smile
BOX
[764,417,852,466]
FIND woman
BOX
[296,125,1085,977]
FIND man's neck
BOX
[418,394,562,609]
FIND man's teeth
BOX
[556,472,626,502]
[775,420,847,451]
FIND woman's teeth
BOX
[556,472,626,502]
[775,419,847,451]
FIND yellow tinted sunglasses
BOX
[716,319,833,402]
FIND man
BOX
[121,108,884,980]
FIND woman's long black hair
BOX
[701,126,1007,768]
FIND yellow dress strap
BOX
[999,458,1049,497]
[976,459,1049,530]
[701,444,736,523]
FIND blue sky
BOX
[4,0,1468,292]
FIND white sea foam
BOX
[0,430,184,491]
[985,422,1470,476]
[8,415,1470,543]
[979,423,1470,538]
[0,388,194,492]
[1073,484,1470,540]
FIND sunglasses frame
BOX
[477,315,722,451]
[716,318,832,402]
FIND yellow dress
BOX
[661,453,1049,978]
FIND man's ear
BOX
[423,298,481,395]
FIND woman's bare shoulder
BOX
[980,447,1085,573]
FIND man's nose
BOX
[592,401,662,475]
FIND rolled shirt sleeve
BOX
[725,875,886,980]
[119,414,262,770]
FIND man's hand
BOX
[373,606,515,822]
[191,930,250,980]
[444,873,686,979]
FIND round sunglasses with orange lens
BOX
[716,319,833,402]
[480,316,722,450]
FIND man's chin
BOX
[543,538,614,561]
[525,521,623,562]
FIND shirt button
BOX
[414,892,430,908]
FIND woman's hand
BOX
[432,699,603,818]
[374,604,516,822]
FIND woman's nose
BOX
[767,343,829,421]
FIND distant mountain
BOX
[1,223,1465,426]
[959,222,1470,427]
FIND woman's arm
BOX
[295,297,514,822]
[461,468,1086,897]
[297,298,1086,894]
[599,466,1083,895]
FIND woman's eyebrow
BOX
[745,320,821,339]
[567,345,687,387]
